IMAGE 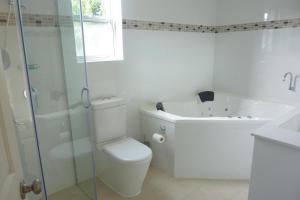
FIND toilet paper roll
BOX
[152,133,165,144]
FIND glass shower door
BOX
[15,0,97,199]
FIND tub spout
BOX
[293,74,300,92]
[282,72,294,91]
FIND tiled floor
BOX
[97,167,249,200]
[48,185,91,200]
[49,167,249,200]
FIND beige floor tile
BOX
[48,167,249,200]
[97,167,249,200]
[48,185,91,200]
[78,179,97,199]
[181,180,249,200]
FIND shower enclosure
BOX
[3,0,98,199]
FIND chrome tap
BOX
[282,72,295,91]
[293,74,300,91]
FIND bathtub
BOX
[140,93,295,180]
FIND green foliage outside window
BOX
[72,0,104,16]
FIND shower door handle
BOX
[81,87,91,108]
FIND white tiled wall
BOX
[216,0,300,25]
[122,0,217,25]
[214,0,300,105]
[0,1,11,12]
[87,0,217,140]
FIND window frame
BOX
[73,0,123,63]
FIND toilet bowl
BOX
[98,137,152,197]
[92,97,152,197]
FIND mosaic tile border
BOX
[122,19,216,33]
[123,18,300,33]
[1,12,300,33]
[0,12,72,27]
[215,18,300,33]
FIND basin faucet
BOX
[282,72,295,91]
[293,74,300,91]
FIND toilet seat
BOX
[103,138,152,163]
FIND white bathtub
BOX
[140,93,295,180]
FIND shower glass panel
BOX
[16,0,97,199]
[0,1,46,200]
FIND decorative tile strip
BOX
[0,12,15,26]
[122,19,215,33]
[215,18,300,33]
[1,12,300,33]
[123,18,300,33]
[0,12,73,27]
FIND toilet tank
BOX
[92,98,127,143]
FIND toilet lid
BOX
[103,138,152,163]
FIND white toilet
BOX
[92,97,152,197]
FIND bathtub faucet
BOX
[282,72,295,91]
[293,74,300,91]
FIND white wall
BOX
[87,0,217,140]
[24,28,69,114]
[0,0,57,14]
[122,0,216,25]
[0,1,12,12]
[216,0,300,25]
[214,0,300,105]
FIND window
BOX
[72,0,123,62]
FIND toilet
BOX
[92,97,152,197]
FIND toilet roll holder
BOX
[144,125,166,147]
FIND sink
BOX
[251,109,300,151]
[280,113,300,132]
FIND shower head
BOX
[1,48,11,70]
